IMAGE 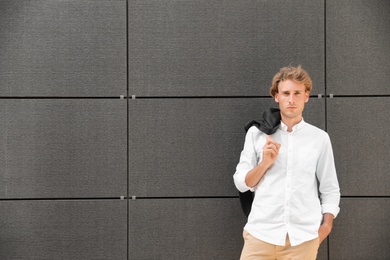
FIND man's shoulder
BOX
[303,122,329,137]
[247,125,264,134]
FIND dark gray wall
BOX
[0,0,388,259]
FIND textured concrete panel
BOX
[0,99,127,199]
[304,96,326,129]
[326,0,390,95]
[0,200,127,259]
[0,0,126,97]
[129,198,247,260]
[128,0,325,97]
[327,97,390,196]
[129,98,324,197]
[330,198,390,260]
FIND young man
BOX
[234,66,340,260]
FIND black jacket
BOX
[238,107,281,217]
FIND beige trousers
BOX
[240,230,319,260]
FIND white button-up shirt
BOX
[234,119,340,246]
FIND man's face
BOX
[274,79,309,122]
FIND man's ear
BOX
[305,92,310,103]
[274,93,279,103]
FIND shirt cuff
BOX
[234,172,255,193]
[321,203,340,219]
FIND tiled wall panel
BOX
[128,0,325,97]
[0,0,388,259]
[129,98,324,197]
[326,0,390,95]
[327,97,390,196]
[329,198,390,260]
[0,0,126,97]
[0,200,127,259]
[0,100,127,199]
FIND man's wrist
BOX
[322,213,334,228]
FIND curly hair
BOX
[269,65,312,98]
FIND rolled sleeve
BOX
[233,169,254,193]
[322,203,340,218]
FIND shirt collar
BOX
[279,118,306,132]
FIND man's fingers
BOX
[265,143,280,155]
[266,135,281,151]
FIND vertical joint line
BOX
[324,0,328,133]
[126,1,130,259]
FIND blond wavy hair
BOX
[269,65,312,98]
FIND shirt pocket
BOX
[298,148,318,174]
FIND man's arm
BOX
[318,213,334,244]
[245,135,281,188]
[316,134,340,244]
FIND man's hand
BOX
[318,213,334,244]
[244,135,281,188]
[262,135,281,169]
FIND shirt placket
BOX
[284,132,293,230]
